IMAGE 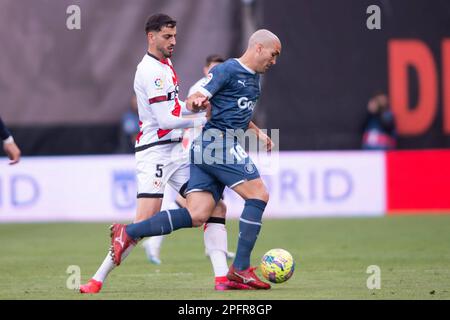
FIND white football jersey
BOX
[187,76,209,98]
[133,53,184,149]
[180,76,210,151]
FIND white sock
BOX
[204,222,229,277]
[142,236,164,260]
[92,243,136,283]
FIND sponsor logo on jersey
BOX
[204,73,213,86]
[154,78,163,89]
[167,85,179,100]
[237,97,256,111]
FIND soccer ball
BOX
[260,248,295,283]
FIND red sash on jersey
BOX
[136,121,143,143]
[156,59,181,139]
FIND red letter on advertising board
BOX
[388,40,438,135]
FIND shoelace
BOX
[248,267,258,276]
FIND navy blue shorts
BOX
[186,141,260,203]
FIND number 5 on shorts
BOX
[155,164,163,178]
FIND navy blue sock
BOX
[233,199,267,271]
[126,207,192,239]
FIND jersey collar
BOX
[147,51,169,65]
[235,58,256,74]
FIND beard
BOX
[163,50,172,58]
[159,46,173,58]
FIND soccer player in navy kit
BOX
[110,29,281,290]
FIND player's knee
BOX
[244,179,269,203]
[185,192,217,226]
[191,213,209,227]
[255,186,269,203]
[259,190,270,203]
[213,201,227,218]
[188,207,211,227]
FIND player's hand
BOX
[3,140,21,165]
[205,104,212,120]
[192,96,209,112]
[259,132,274,151]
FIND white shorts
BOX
[135,142,189,198]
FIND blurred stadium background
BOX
[1,0,450,299]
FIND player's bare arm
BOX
[1,117,21,165]
[152,101,206,130]
[248,121,274,151]
[3,139,21,165]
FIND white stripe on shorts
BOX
[185,188,205,195]
[229,180,245,189]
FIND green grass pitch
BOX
[0,216,449,299]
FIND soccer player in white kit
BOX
[80,14,249,293]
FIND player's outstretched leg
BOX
[110,205,196,265]
[110,223,138,265]
[81,198,163,293]
[226,179,271,290]
[109,192,218,265]
[79,243,136,293]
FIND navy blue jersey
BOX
[187,59,263,202]
[0,117,11,140]
[199,59,260,132]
